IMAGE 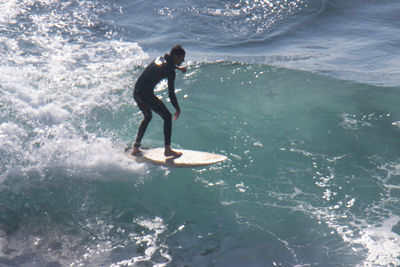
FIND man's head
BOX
[170,45,185,66]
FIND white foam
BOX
[0,0,149,181]
[106,217,172,267]
[0,122,30,181]
[339,113,372,130]
[354,217,400,267]
[310,192,400,266]
[0,0,26,24]
[30,126,145,180]
[34,103,70,125]
[0,122,27,142]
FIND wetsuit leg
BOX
[133,96,152,148]
[146,95,172,147]
[134,94,172,147]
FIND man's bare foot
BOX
[164,146,182,158]
[131,146,142,156]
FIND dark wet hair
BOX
[170,45,185,57]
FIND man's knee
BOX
[143,112,152,122]
[160,111,171,122]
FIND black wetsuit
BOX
[133,54,180,148]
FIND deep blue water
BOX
[1,0,400,266]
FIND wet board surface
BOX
[125,148,227,168]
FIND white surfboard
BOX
[125,148,227,168]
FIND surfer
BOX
[131,45,186,157]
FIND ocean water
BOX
[1,0,400,266]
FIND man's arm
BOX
[167,72,181,120]
[176,66,186,73]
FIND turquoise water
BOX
[1,1,400,266]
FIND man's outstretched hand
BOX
[177,66,186,73]
[174,110,180,120]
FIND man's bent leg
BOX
[132,98,152,155]
[150,97,182,157]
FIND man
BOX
[131,45,186,157]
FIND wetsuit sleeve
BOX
[167,70,180,111]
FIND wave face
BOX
[119,0,400,86]
[1,0,400,266]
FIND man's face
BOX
[174,54,185,66]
